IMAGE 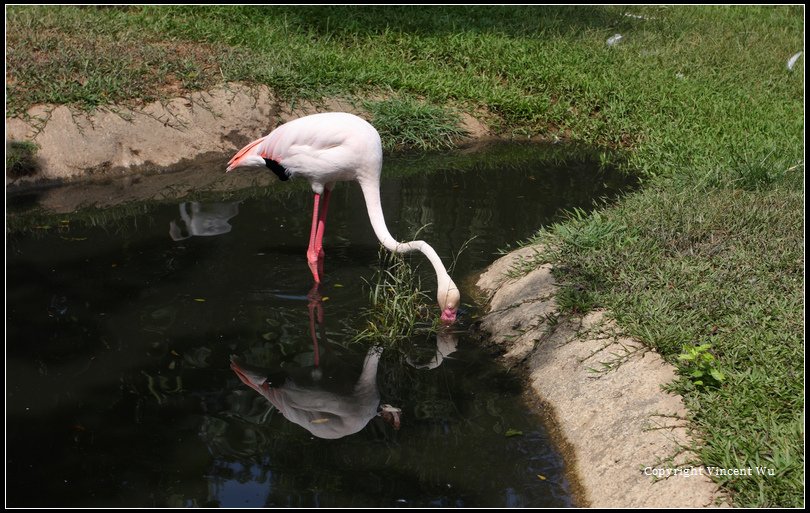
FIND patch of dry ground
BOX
[475,246,730,508]
[5,82,491,187]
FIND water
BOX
[6,142,634,507]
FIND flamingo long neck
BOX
[359,181,451,283]
[354,347,383,394]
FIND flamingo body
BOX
[230,349,386,440]
[227,112,459,323]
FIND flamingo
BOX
[168,201,240,241]
[230,279,401,439]
[226,112,460,324]
[230,346,401,439]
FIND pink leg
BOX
[307,285,322,368]
[313,189,331,279]
[307,193,322,282]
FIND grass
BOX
[351,250,439,348]
[363,97,469,151]
[5,140,40,178]
[5,5,804,507]
[528,178,803,507]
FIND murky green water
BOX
[6,143,634,507]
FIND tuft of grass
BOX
[5,140,40,178]
[364,97,469,151]
[555,284,597,315]
[551,207,636,251]
[351,250,438,348]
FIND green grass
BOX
[5,140,40,178]
[5,5,804,507]
[363,97,469,151]
[351,250,438,345]
[528,177,803,507]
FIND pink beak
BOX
[230,358,269,395]
[440,308,457,324]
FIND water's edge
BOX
[474,247,728,507]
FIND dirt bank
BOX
[6,82,491,214]
[474,246,729,507]
[5,82,489,188]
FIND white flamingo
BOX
[227,112,460,323]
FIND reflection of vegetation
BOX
[5,178,302,235]
[383,139,632,180]
[7,141,634,238]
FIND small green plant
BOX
[677,343,725,389]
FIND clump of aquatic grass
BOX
[352,250,437,347]
[363,97,469,151]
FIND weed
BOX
[677,343,725,389]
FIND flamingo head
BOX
[229,355,270,396]
[438,276,460,325]
[378,404,402,430]
[226,136,268,173]
[226,154,266,172]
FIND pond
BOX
[6,142,635,507]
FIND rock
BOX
[475,245,729,507]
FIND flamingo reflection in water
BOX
[230,284,402,439]
[169,201,240,241]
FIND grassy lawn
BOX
[5,5,804,507]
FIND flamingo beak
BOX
[229,356,269,394]
[440,308,457,324]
